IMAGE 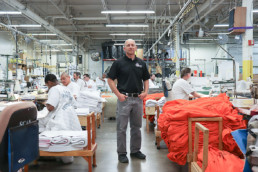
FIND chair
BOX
[155,105,162,149]
[25,112,97,172]
[187,117,223,172]
[191,123,209,172]
[0,102,38,172]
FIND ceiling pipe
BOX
[181,0,225,36]
[2,0,85,52]
[144,0,192,56]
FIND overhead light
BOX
[110,33,145,36]
[253,9,258,13]
[189,38,218,41]
[214,24,229,27]
[106,24,149,27]
[10,24,41,27]
[0,11,22,15]
[31,33,57,36]
[63,49,74,51]
[50,43,72,46]
[114,43,142,46]
[37,49,60,52]
[101,10,155,14]
[113,39,143,41]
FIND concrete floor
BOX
[29,119,187,172]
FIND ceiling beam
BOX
[181,0,225,35]
[2,0,85,52]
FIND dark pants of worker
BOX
[116,97,143,155]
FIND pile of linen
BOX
[77,90,106,113]
[143,93,164,122]
[39,131,88,152]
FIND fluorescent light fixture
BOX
[189,38,218,41]
[253,9,258,13]
[31,33,57,36]
[50,43,72,46]
[106,24,149,27]
[37,49,60,52]
[110,33,145,36]
[114,43,142,46]
[10,24,41,27]
[0,11,22,15]
[113,39,143,41]
[63,49,74,51]
[101,10,155,14]
[214,24,229,27]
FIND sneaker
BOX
[118,154,129,163]
[130,151,146,159]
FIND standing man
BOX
[73,72,85,91]
[108,39,150,163]
[172,68,202,100]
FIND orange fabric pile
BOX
[197,146,244,172]
[158,94,246,165]
[143,93,164,122]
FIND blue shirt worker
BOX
[108,39,150,163]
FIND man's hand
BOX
[118,93,127,102]
[138,92,147,100]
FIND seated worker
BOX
[73,72,85,91]
[39,74,82,132]
[60,72,80,99]
[172,68,202,100]
[83,74,97,91]
[149,73,159,88]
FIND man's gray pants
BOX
[116,97,143,155]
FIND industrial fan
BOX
[217,34,228,45]
[90,52,101,62]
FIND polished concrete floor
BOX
[29,119,187,172]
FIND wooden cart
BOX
[155,105,162,149]
[25,112,97,172]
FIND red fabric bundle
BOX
[197,146,244,172]
[158,93,246,165]
[143,93,164,122]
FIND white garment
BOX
[67,82,80,98]
[83,79,97,91]
[149,79,159,88]
[95,77,105,87]
[74,78,85,91]
[39,85,82,131]
[172,78,194,100]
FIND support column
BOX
[242,0,253,80]
[175,23,180,77]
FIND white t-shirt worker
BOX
[172,68,202,100]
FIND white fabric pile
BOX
[39,130,88,152]
[77,90,106,113]
[157,97,166,107]
[145,99,157,107]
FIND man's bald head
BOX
[60,72,71,86]
[123,39,137,58]
[124,39,136,46]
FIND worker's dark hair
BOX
[180,68,191,78]
[74,72,81,77]
[83,74,90,78]
[45,74,58,83]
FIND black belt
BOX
[122,92,141,97]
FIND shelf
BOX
[211,58,234,61]
[103,59,116,61]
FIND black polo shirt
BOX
[108,55,150,93]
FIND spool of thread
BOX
[194,70,198,77]
[200,70,203,77]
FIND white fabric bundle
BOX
[157,97,166,107]
[39,131,88,152]
[145,99,157,107]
